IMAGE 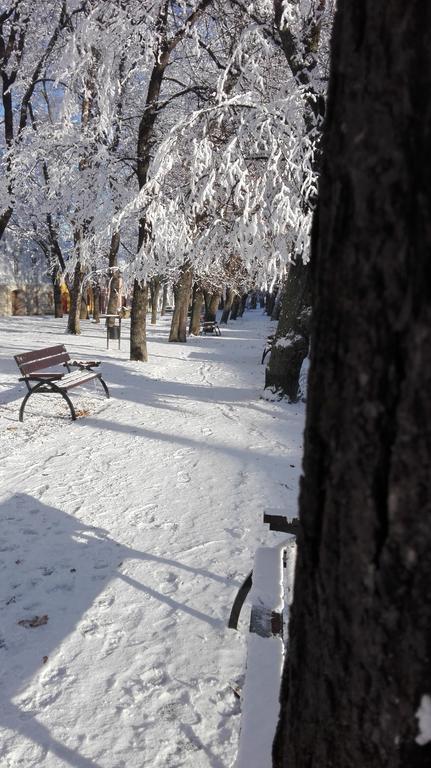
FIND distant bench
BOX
[200,321,221,337]
[14,345,110,422]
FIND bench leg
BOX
[97,375,110,398]
[19,383,77,422]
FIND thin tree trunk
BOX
[169,267,193,342]
[229,295,240,320]
[51,265,63,318]
[189,284,204,335]
[220,287,234,324]
[150,277,161,324]
[106,231,121,327]
[161,283,168,315]
[67,262,83,334]
[93,282,101,323]
[130,280,148,361]
[274,2,431,766]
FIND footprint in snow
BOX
[176,471,191,485]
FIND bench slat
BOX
[18,352,71,376]
[57,371,98,390]
[15,345,67,367]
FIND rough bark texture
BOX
[220,287,234,324]
[161,283,168,316]
[169,267,192,343]
[204,292,221,322]
[189,284,203,335]
[51,266,63,318]
[150,277,161,325]
[93,283,101,323]
[106,231,121,327]
[265,262,311,401]
[229,295,240,320]
[67,262,83,335]
[130,280,148,362]
[275,3,431,767]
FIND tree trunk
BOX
[229,294,240,320]
[150,277,161,324]
[51,267,63,318]
[265,261,311,401]
[106,231,121,327]
[189,284,204,335]
[220,287,234,324]
[169,267,193,342]
[67,262,83,335]
[161,283,168,315]
[205,292,220,322]
[238,293,247,317]
[130,280,148,361]
[93,283,101,323]
[274,3,431,767]
[80,291,89,320]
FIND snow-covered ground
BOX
[0,311,304,768]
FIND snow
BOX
[0,311,305,767]
[415,695,431,746]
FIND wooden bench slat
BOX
[15,345,67,366]
[57,371,98,389]
[19,352,71,376]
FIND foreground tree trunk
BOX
[67,262,83,335]
[169,267,192,343]
[189,284,204,335]
[274,3,431,767]
[265,261,311,401]
[130,280,148,361]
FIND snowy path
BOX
[0,312,304,768]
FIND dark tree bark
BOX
[93,282,101,323]
[220,287,234,324]
[67,262,83,334]
[274,3,431,767]
[80,291,89,320]
[161,283,169,316]
[150,277,161,324]
[169,266,192,342]
[52,274,63,318]
[229,294,240,320]
[189,284,204,335]
[238,293,248,317]
[130,280,148,362]
[106,231,121,327]
[265,262,311,401]
[204,292,221,322]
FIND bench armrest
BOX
[66,360,101,370]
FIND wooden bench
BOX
[14,345,110,422]
[200,320,221,336]
[229,512,298,768]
